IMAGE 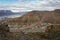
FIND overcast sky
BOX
[0,0,60,12]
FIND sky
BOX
[0,0,60,12]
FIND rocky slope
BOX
[4,9,60,33]
[0,9,60,40]
[7,9,60,24]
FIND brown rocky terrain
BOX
[7,9,60,25]
[0,9,60,40]
[5,9,60,32]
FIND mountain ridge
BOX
[0,10,25,16]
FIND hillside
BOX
[4,9,60,32]
[0,9,60,40]
[0,17,60,40]
[7,9,60,25]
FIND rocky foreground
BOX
[0,23,60,40]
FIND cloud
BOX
[23,0,60,9]
[0,0,60,12]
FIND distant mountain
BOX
[0,10,25,16]
[0,10,12,16]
